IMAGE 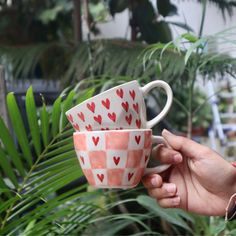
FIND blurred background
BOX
[1,0,236,235]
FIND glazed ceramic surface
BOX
[66,80,173,131]
[73,129,169,189]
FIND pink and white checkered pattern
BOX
[73,130,152,188]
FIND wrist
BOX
[225,163,236,221]
[230,163,236,194]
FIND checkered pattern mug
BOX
[66,80,173,132]
[73,129,170,189]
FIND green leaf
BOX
[61,90,75,130]
[181,33,199,43]
[0,148,18,187]
[51,96,62,137]
[25,86,41,156]
[184,38,206,64]
[0,178,12,198]
[212,220,226,235]
[0,117,25,176]
[75,87,95,104]
[21,220,36,236]
[6,92,32,166]
[229,229,236,234]
[35,150,75,169]
[40,102,50,148]
[137,195,193,233]
[43,143,74,159]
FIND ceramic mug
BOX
[73,129,170,189]
[66,80,173,131]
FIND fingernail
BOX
[162,129,174,136]
[151,177,158,187]
[166,184,176,194]
[174,154,182,163]
[172,196,180,206]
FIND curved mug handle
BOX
[144,135,171,175]
[141,80,173,129]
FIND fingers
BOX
[142,174,163,189]
[158,196,181,208]
[162,129,209,159]
[148,183,177,199]
[154,144,183,164]
[142,174,181,208]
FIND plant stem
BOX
[0,130,68,230]
[73,0,82,44]
[198,0,207,38]
[187,71,196,138]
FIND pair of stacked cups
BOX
[66,80,173,189]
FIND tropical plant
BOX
[1,0,236,83]
[0,81,100,234]
[1,76,236,235]
[141,28,236,136]
[0,77,197,235]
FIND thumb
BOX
[162,129,207,159]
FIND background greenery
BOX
[1,0,236,235]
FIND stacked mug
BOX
[66,80,173,189]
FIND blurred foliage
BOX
[0,0,74,45]
[1,1,236,235]
[0,75,235,235]
[0,0,236,82]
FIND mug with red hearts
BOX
[66,80,173,131]
[73,129,170,189]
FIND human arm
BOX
[142,129,236,217]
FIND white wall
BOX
[167,1,236,36]
[94,1,236,41]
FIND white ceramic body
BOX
[66,80,173,131]
[73,129,170,189]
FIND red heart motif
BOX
[101,99,110,110]
[67,114,73,123]
[86,124,92,131]
[94,115,102,125]
[116,88,124,98]
[87,102,95,113]
[73,123,80,131]
[125,114,132,125]
[108,112,116,122]
[133,103,139,114]
[80,156,85,165]
[129,90,136,100]
[113,156,120,165]
[97,174,104,182]
[122,101,129,112]
[77,112,85,122]
[135,135,141,145]
[128,172,134,181]
[145,155,149,163]
[92,136,100,146]
[136,119,141,128]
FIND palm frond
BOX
[0,84,105,235]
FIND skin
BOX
[142,129,236,216]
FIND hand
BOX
[142,129,236,216]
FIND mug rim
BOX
[73,128,152,136]
[66,80,138,115]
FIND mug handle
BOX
[141,80,173,129]
[144,135,171,175]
